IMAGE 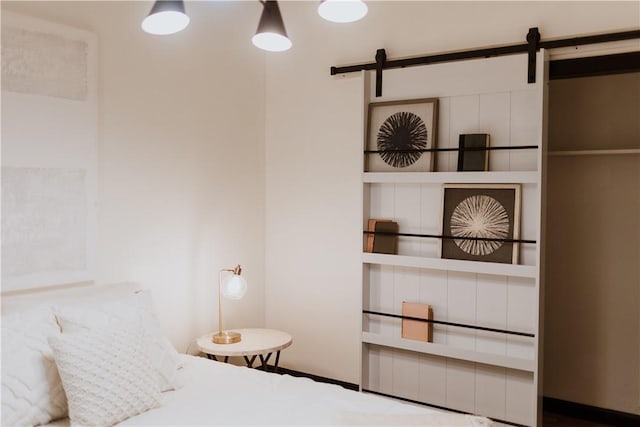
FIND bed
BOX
[1,283,492,427]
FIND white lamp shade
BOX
[253,1,291,52]
[318,0,368,23]
[221,274,247,300]
[142,1,190,35]
[252,32,292,52]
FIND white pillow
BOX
[54,290,180,392]
[48,324,162,426]
[1,305,68,426]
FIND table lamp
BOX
[213,265,248,344]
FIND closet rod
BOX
[330,28,640,76]
[363,310,535,338]
[363,230,537,245]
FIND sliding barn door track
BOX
[330,27,640,97]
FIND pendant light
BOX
[318,0,368,23]
[142,0,190,35]
[252,1,292,52]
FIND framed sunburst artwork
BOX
[365,98,438,172]
[440,184,521,264]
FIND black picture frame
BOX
[366,98,438,172]
[441,184,521,264]
[457,133,490,172]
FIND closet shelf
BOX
[362,332,535,372]
[548,148,640,157]
[362,252,537,278]
[363,171,539,184]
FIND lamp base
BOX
[212,331,241,344]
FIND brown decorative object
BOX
[365,219,398,254]
[401,302,433,342]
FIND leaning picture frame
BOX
[365,98,438,172]
[457,133,490,172]
[440,183,521,264]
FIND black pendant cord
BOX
[364,145,538,154]
[330,27,640,96]
[363,310,534,338]
[363,230,536,245]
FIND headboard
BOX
[1,282,142,316]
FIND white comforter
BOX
[49,355,492,426]
[122,356,489,426]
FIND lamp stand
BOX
[212,266,243,344]
[213,330,241,344]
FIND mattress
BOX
[44,355,491,426]
[43,355,489,426]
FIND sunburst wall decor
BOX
[377,111,427,168]
[366,98,438,172]
[441,184,521,264]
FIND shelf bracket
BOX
[526,27,541,83]
[375,48,387,97]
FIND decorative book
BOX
[457,133,490,171]
[401,302,433,342]
[365,219,398,254]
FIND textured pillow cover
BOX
[48,325,162,426]
[1,305,68,426]
[54,291,180,392]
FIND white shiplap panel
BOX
[392,348,422,401]
[369,183,395,219]
[476,274,508,356]
[446,359,476,413]
[394,266,421,316]
[507,277,536,360]
[436,97,454,172]
[475,365,507,421]
[520,183,539,266]
[420,269,449,344]
[420,183,442,258]
[367,264,397,344]
[479,92,511,172]
[510,89,540,171]
[449,96,480,173]
[395,184,422,256]
[446,271,477,351]
[506,370,535,426]
[370,54,533,101]
[367,346,394,394]
[419,353,447,407]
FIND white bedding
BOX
[6,284,491,427]
[47,354,491,426]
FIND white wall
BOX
[1,1,267,353]
[264,0,640,385]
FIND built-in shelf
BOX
[363,171,539,184]
[548,148,640,157]
[362,252,537,278]
[362,332,535,372]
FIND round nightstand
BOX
[196,328,292,371]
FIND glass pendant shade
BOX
[252,0,292,52]
[142,0,190,35]
[318,0,368,23]
[221,273,248,300]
